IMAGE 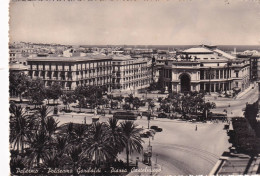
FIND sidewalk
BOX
[235,84,255,99]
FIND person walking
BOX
[195,125,198,131]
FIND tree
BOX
[120,121,143,171]
[42,149,62,168]
[106,118,124,161]
[55,136,69,157]
[133,97,141,110]
[66,145,88,175]
[86,122,114,167]
[46,82,63,104]
[44,116,59,140]
[122,104,131,110]
[10,155,27,174]
[73,124,88,144]
[148,100,155,113]
[148,82,157,91]
[109,100,117,110]
[60,91,76,111]
[125,94,134,107]
[9,104,36,153]
[28,129,50,167]
[9,72,31,102]
[37,105,52,130]
[28,78,46,108]
[200,101,216,120]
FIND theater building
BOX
[160,45,250,93]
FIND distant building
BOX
[9,63,28,74]
[251,53,260,81]
[160,45,250,93]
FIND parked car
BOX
[142,111,150,117]
[158,113,168,118]
[140,133,149,138]
[150,125,163,132]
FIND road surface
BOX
[119,118,231,175]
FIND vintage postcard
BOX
[8,0,260,175]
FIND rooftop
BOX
[182,47,213,54]
[27,53,112,62]
[9,63,28,71]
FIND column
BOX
[214,83,216,92]
[177,84,180,92]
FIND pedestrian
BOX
[195,125,197,131]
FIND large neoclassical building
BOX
[160,45,250,93]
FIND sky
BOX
[9,0,260,45]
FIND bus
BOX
[113,111,138,120]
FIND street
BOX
[55,112,231,175]
[127,119,231,175]
[209,85,258,117]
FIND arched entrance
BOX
[180,73,191,92]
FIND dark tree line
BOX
[10,104,144,175]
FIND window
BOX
[216,70,219,79]
[200,70,204,80]
[206,71,210,79]
[236,72,239,78]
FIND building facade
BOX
[27,54,113,91]
[111,55,152,91]
[27,53,153,92]
[160,46,250,93]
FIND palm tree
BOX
[60,122,76,142]
[10,155,27,174]
[42,149,61,168]
[28,129,50,167]
[73,124,88,144]
[66,145,88,175]
[106,118,124,161]
[120,121,143,171]
[55,135,69,156]
[44,116,59,140]
[9,104,36,153]
[86,122,114,167]
[37,105,52,129]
